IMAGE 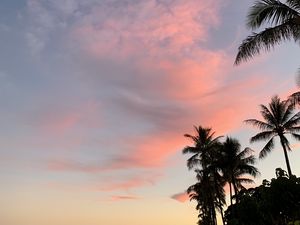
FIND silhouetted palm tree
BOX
[245,95,300,177]
[183,126,225,225]
[182,126,223,170]
[188,169,225,225]
[217,137,259,205]
[235,0,300,65]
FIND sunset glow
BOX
[1,1,300,225]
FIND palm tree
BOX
[217,137,259,205]
[235,0,300,65]
[187,169,225,225]
[245,95,300,177]
[183,126,225,225]
[182,126,223,170]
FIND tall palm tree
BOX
[217,137,259,205]
[245,95,300,177]
[182,126,223,170]
[183,126,225,225]
[235,0,300,65]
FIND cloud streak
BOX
[110,195,140,201]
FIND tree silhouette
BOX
[235,0,300,65]
[187,169,225,225]
[225,169,300,225]
[183,126,225,225]
[217,137,259,205]
[183,126,223,170]
[245,95,300,177]
[183,127,259,225]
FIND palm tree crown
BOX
[235,0,300,65]
[182,126,223,170]
[217,137,259,204]
[245,95,300,177]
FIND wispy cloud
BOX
[110,195,140,201]
[22,0,270,195]
[99,174,160,192]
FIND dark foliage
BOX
[245,95,300,177]
[235,0,300,65]
[183,126,258,225]
[225,168,300,225]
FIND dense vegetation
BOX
[225,168,300,225]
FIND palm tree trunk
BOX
[212,205,217,225]
[232,179,239,203]
[231,175,239,203]
[279,136,293,177]
[213,176,225,225]
[209,190,217,225]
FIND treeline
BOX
[182,95,300,225]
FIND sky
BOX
[1,0,300,225]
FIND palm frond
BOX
[281,100,295,123]
[236,177,255,184]
[182,146,197,154]
[285,125,300,132]
[283,111,300,127]
[237,147,254,159]
[260,104,277,125]
[240,155,257,165]
[259,137,275,158]
[287,0,300,11]
[288,91,300,106]
[184,134,199,143]
[244,119,274,130]
[187,155,201,170]
[235,21,300,65]
[290,132,300,141]
[239,164,261,177]
[247,0,300,29]
[269,95,286,124]
[250,130,276,143]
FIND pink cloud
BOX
[171,192,190,203]
[70,0,223,60]
[46,172,161,193]
[47,156,144,173]
[99,175,159,192]
[47,75,268,174]
[110,195,140,201]
[31,0,274,196]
